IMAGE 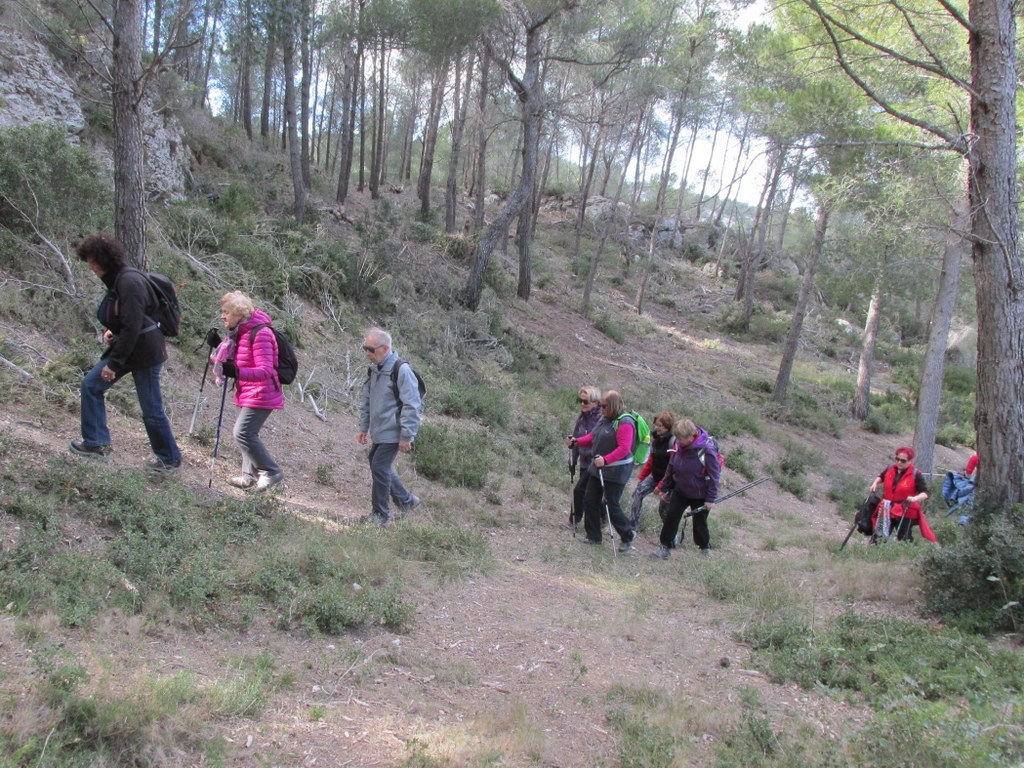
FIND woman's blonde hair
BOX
[579,386,601,404]
[220,291,254,318]
[673,418,698,441]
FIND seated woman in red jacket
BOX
[869,446,937,543]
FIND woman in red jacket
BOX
[869,446,936,542]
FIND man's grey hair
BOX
[365,327,392,348]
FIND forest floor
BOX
[0,188,974,767]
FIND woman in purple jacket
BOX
[218,291,284,492]
[654,419,719,558]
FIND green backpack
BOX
[614,410,652,465]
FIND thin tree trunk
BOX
[445,52,472,232]
[299,0,312,187]
[281,3,306,224]
[853,272,884,421]
[417,61,448,218]
[260,23,275,146]
[773,201,830,403]
[472,52,490,232]
[913,184,969,474]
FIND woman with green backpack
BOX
[566,390,638,553]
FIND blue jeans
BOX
[233,407,280,476]
[80,358,181,463]
[368,442,415,519]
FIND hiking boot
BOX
[560,520,580,532]
[580,537,600,546]
[699,548,711,558]
[650,546,671,559]
[397,495,421,514]
[618,539,634,554]
[255,470,284,492]
[228,474,256,489]
[69,441,111,459]
[358,512,390,527]
[147,458,181,474]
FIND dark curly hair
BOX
[76,233,125,273]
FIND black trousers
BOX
[662,494,710,550]
[582,472,633,543]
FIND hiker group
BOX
[68,232,421,526]
[564,387,722,558]
[68,231,959,543]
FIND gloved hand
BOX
[221,360,237,379]
[205,328,222,348]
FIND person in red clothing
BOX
[628,411,676,528]
[869,446,937,543]
[965,453,979,480]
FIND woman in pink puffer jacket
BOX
[218,291,284,492]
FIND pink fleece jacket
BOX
[233,308,284,410]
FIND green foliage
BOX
[392,521,492,582]
[725,446,759,482]
[829,472,868,519]
[937,364,975,448]
[865,389,913,434]
[593,312,626,344]
[212,183,261,221]
[413,422,490,489]
[435,382,510,427]
[0,124,110,245]
[920,505,1024,634]
[770,444,813,500]
[738,611,1024,765]
[696,408,764,439]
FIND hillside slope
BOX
[0,178,974,765]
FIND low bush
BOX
[413,422,490,489]
[920,504,1024,634]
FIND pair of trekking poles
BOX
[188,329,230,488]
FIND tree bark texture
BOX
[112,0,147,268]
[968,0,1024,508]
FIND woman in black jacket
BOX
[70,233,182,473]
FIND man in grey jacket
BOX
[357,327,422,525]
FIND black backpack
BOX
[249,323,298,385]
[368,357,426,415]
[116,268,182,337]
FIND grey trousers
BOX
[232,407,281,477]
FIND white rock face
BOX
[0,24,186,200]
[0,27,85,137]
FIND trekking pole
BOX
[567,450,577,537]
[188,329,222,436]
[682,476,773,518]
[839,521,858,551]
[208,377,228,488]
[597,468,616,558]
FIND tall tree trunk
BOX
[773,201,830,403]
[445,52,473,232]
[335,4,360,205]
[151,0,162,59]
[583,109,644,313]
[913,186,969,474]
[417,61,448,218]
[369,41,382,198]
[635,107,683,314]
[738,144,786,331]
[852,272,884,421]
[472,51,490,232]
[281,3,305,224]
[299,0,312,188]
[239,0,254,140]
[260,23,275,146]
[112,0,147,268]
[969,0,1024,508]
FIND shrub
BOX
[593,312,626,344]
[920,505,1024,634]
[413,422,490,489]
[435,383,510,428]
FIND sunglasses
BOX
[362,344,383,352]
[894,456,910,462]
[578,398,591,405]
